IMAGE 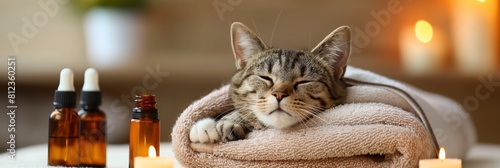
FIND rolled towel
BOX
[172,66,476,167]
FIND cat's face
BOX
[229,22,351,129]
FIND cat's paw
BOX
[189,118,220,143]
[216,119,247,142]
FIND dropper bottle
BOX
[78,68,106,167]
[48,68,80,167]
[129,94,160,168]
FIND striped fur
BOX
[189,22,351,143]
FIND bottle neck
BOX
[81,105,100,112]
[135,94,156,108]
[132,108,158,119]
[55,107,74,110]
[132,94,158,119]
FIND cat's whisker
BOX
[213,109,236,120]
[229,108,254,131]
[270,7,285,47]
[295,110,314,128]
[297,109,321,125]
[302,107,324,114]
[304,108,326,116]
[287,100,327,125]
[249,14,262,39]
[296,102,326,114]
[302,103,327,113]
[302,104,327,114]
[295,114,310,129]
[222,109,255,140]
[299,108,328,124]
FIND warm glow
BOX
[148,146,156,158]
[438,147,446,160]
[415,20,433,43]
[477,0,486,3]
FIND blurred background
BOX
[0,0,498,150]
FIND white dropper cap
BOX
[57,68,75,91]
[82,68,100,91]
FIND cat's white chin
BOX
[255,110,301,129]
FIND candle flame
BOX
[415,20,433,43]
[438,147,446,160]
[148,146,156,158]
[477,0,486,3]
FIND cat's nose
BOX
[272,91,288,102]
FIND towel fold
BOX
[172,66,476,168]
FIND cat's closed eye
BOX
[258,75,274,86]
[293,80,313,90]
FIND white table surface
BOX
[0,142,182,168]
[1,143,499,168]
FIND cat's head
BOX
[229,22,351,129]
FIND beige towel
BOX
[172,66,475,168]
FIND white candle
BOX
[400,20,446,75]
[452,0,498,74]
[419,148,461,168]
[134,146,174,168]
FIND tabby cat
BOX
[189,22,352,143]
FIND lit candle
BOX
[452,0,498,74]
[134,146,174,168]
[400,20,446,75]
[419,148,461,168]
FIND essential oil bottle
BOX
[78,68,106,167]
[129,94,160,168]
[48,68,80,167]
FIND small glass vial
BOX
[78,68,106,167]
[129,94,160,168]
[48,68,80,167]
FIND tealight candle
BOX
[134,146,174,168]
[419,148,461,168]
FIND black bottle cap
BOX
[80,91,101,107]
[53,91,76,108]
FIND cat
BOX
[189,22,352,143]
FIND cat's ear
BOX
[231,22,268,69]
[311,26,352,79]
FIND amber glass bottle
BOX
[78,93,106,167]
[48,68,80,167]
[129,94,160,168]
[78,68,106,167]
